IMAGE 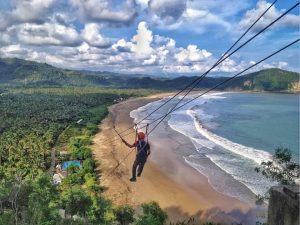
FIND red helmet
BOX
[137,132,145,140]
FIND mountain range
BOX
[0,58,299,92]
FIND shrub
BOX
[85,123,99,136]
[71,146,92,160]
[136,202,168,225]
[255,147,300,185]
[61,186,92,217]
[114,205,135,225]
[83,158,96,174]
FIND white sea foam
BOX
[130,92,277,200]
[187,109,273,165]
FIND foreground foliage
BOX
[0,86,275,225]
[0,87,150,225]
[255,147,300,185]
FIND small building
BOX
[53,172,66,185]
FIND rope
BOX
[101,0,280,144]
[100,2,299,181]
[103,1,299,145]
[147,39,299,135]
[146,1,300,135]
[102,123,149,183]
[102,38,299,182]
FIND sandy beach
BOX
[92,93,263,224]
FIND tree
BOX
[135,202,167,225]
[86,194,113,224]
[61,186,92,218]
[114,205,135,225]
[26,174,60,225]
[255,147,300,185]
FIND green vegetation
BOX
[223,68,299,91]
[1,58,298,92]
[0,86,218,225]
[1,57,296,224]
[135,202,168,225]
[0,87,155,225]
[255,147,300,185]
[255,147,299,204]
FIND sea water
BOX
[130,92,299,202]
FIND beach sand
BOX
[92,94,262,224]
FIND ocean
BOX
[130,92,299,203]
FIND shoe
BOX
[137,174,141,177]
[129,177,137,182]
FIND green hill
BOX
[0,58,299,92]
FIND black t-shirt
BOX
[135,140,150,161]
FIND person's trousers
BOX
[132,158,146,178]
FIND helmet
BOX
[137,132,145,140]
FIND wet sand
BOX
[92,94,262,224]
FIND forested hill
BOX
[0,58,299,92]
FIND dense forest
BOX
[0,57,298,225]
[0,58,299,92]
[1,87,181,225]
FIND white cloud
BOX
[175,45,212,63]
[0,7,296,77]
[14,23,81,46]
[136,0,150,10]
[0,0,57,30]
[131,22,153,56]
[10,0,56,22]
[239,0,300,31]
[189,0,251,18]
[81,23,111,48]
[183,8,231,30]
[148,0,187,25]
[0,32,11,45]
[0,44,28,57]
[70,0,137,25]
[259,61,289,70]
[143,54,157,65]
[146,0,232,34]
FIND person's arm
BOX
[122,139,136,148]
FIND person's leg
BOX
[130,159,138,181]
[137,161,146,177]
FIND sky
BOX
[0,0,299,76]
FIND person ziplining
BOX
[103,0,300,185]
[114,125,151,182]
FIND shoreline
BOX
[92,93,264,224]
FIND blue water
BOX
[200,93,299,158]
[130,92,299,202]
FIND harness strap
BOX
[146,123,149,143]
[134,123,138,151]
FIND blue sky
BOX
[0,0,299,76]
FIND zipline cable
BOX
[105,1,299,144]
[104,0,280,142]
[147,38,300,135]
[142,1,300,135]
[103,38,299,181]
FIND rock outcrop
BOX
[268,186,299,225]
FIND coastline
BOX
[92,93,263,224]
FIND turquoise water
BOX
[131,92,299,201]
[201,93,299,158]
